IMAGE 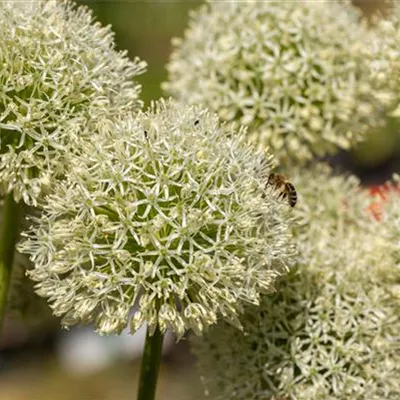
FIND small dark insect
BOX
[267,173,297,207]
[194,119,200,126]
[144,130,148,140]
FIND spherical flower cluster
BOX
[378,175,400,248]
[164,0,380,165]
[0,0,146,205]
[370,2,400,118]
[20,100,296,337]
[192,165,400,400]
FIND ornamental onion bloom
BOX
[371,1,400,118]
[0,0,146,205]
[164,0,380,165]
[379,175,400,245]
[192,165,400,400]
[20,100,296,337]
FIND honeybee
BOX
[267,173,297,207]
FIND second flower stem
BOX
[136,326,164,400]
[0,194,23,341]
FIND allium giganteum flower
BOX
[371,1,400,117]
[0,0,146,205]
[20,100,296,336]
[164,0,381,165]
[193,165,400,400]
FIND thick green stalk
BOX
[136,326,164,400]
[0,194,23,338]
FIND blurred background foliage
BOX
[76,0,202,106]
[1,0,399,399]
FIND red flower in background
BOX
[367,183,400,221]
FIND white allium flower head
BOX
[192,164,400,400]
[379,174,400,250]
[164,0,380,165]
[20,99,297,337]
[369,1,400,118]
[0,0,146,205]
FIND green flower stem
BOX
[136,326,164,400]
[0,194,23,339]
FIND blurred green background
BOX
[77,1,202,106]
[1,1,399,399]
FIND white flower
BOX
[192,164,400,399]
[164,0,381,165]
[369,2,400,119]
[0,0,146,205]
[20,99,297,337]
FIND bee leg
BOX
[279,191,287,200]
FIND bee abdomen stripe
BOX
[285,183,297,207]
